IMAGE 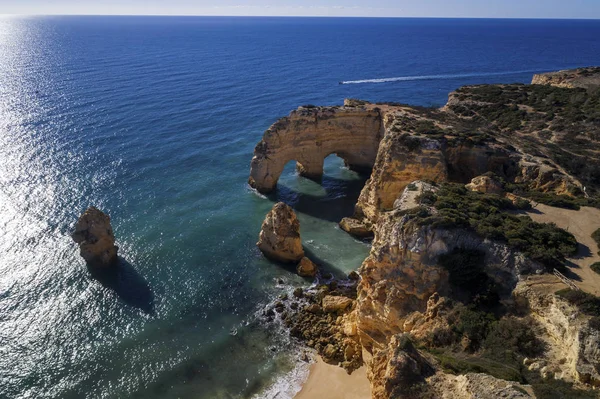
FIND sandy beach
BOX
[295,358,371,399]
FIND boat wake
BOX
[339,69,550,84]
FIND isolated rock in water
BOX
[322,295,353,313]
[466,174,504,195]
[297,256,317,277]
[257,202,304,263]
[71,206,118,267]
[339,217,373,238]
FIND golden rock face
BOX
[71,206,118,267]
[256,202,304,263]
[248,105,384,193]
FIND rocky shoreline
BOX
[251,67,600,398]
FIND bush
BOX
[437,249,500,305]
[591,262,600,275]
[483,317,545,359]
[455,306,496,349]
[414,183,578,271]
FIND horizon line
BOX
[1,14,600,20]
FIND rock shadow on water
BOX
[303,247,351,280]
[87,257,155,314]
[267,173,369,223]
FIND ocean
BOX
[1,16,600,399]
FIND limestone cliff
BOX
[250,67,600,398]
[515,279,600,387]
[532,67,600,89]
[356,182,544,353]
[249,103,383,193]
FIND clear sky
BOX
[2,0,599,19]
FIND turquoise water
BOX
[2,16,600,399]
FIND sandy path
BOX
[294,358,371,399]
[525,204,600,295]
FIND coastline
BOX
[294,357,371,399]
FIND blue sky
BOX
[2,0,599,19]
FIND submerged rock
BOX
[257,202,304,263]
[71,206,118,267]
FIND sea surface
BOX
[1,16,600,399]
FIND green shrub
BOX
[483,317,545,359]
[455,306,496,349]
[414,183,578,271]
[591,262,600,275]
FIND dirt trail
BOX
[525,204,600,295]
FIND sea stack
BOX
[257,202,304,263]
[71,206,119,267]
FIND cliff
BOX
[532,67,600,89]
[248,103,383,193]
[250,67,600,398]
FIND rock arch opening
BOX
[248,104,383,193]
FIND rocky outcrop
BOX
[322,295,353,313]
[466,174,504,195]
[532,67,600,89]
[356,184,544,353]
[368,334,434,399]
[296,256,317,277]
[339,217,373,238]
[262,281,363,373]
[248,103,384,193]
[514,280,600,386]
[516,158,579,195]
[426,372,535,398]
[71,207,118,267]
[257,202,304,263]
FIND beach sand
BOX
[295,358,371,399]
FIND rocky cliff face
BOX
[248,104,383,193]
[532,67,600,89]
[515,280,600,387]
[250,68,600,398]
[356,183,544,352]
[71,207,118,267]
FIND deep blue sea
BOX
[1,16,600,399]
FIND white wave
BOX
[253,359,312,399]
[339,69,550,84]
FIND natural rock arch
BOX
[248,103,384,193]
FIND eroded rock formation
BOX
[515,279,600,386]
[251,68,600,398]
[257,202,304,263]
[466,174,504,195]
[356,183,543,353]
[72,206,118,267]
[248,103,384,193]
